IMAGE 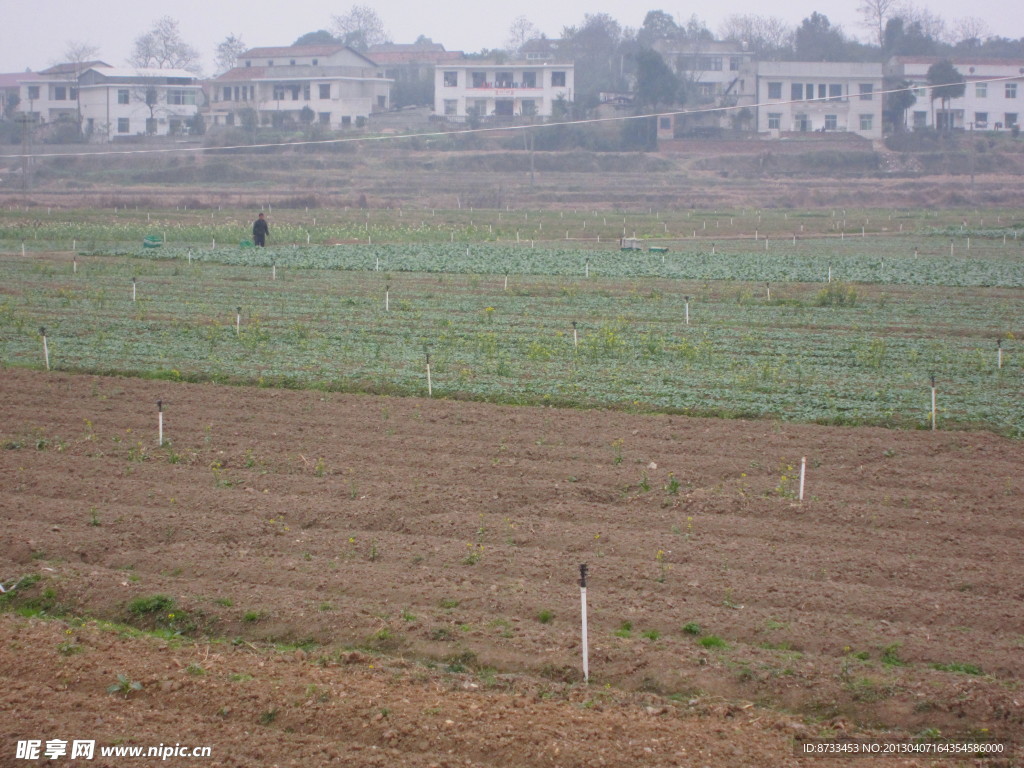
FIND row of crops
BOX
[1,245,1020,436]
[89,242,1024,288]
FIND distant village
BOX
[2,9,1022,147]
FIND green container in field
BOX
[143,235,163,248]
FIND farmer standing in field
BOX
[252,212,270,247]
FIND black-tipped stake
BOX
[684,296,690,326]
[503,269,509,291]
[997,339,1003,370]
[131,277,137,302]
[157,399,164,446]
[235,307,241,336]
[766,281,771,301]
[572,320,578,350]
[40,327,49,371]
[930,373,937,431]
[579,564,589,683]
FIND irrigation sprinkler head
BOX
[996,339,1002,349]
[930,373,936,388]
[157,399,162,412]
[684,296,690,303]
[579,563,588,588]
[237,306,242,314]
[571,320,577,329]
[131,277,136,284]
[39,326,46,336]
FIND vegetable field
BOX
[1,215,1021,435]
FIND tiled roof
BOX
[242,44,346,58]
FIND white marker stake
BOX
[73,258,77,274]
[503,272,509,291]
[684,297,690,326]
[188,249,192,265]
[579,564,590,684]
[585,260,589,278]
[426,351,432,397]
[40,327,49,371]
[157,399,164,446]
[132,277,137,302]
[930,374,937,431]
[799,456,806,502]
[997,340,1003,370]
[572,321,578,350]
[272,263,276,280]
[385,286,390,312]
[765,282,771,301]
[236,307,241,336]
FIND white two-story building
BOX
[77,67,202,139]
[434,61,573,120]
[756,62,885,139]
[210,44,391,129]
[886,56,1023,131]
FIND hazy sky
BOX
[2,0,1020,75]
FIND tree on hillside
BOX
[637,10,680,48]
[214,34,247,75]
[883,17,938,56]
[718,14,794,59]
[858,0,901,48]
[60,41,101,136]
[561,13,627,108]
[794,13,850,61]
[927,59,965,130]
[130,17,201,73]
[293,30,340,46]
[506,16,540,54]
[634,48,679,108]
[885,80,917,130]
[331,5,390,51]
[949,17,990,49]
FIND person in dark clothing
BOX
[252,213,270,247]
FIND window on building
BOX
[318,84,330,99]
[303,84,310,100]
[795,113,810,131]
[28,85,40,99]
[443,71,458,87]
[659,116,671,130]
[975,82,987,98]
[319,112,330,125]
[342,115,351,126]
[551,71,566,87]
[1006,113,1019,127]
[767,112,782,130]
[859,113,874,131]
[767,82,782,99]
[167,90,196,105]
[522,71,537,88]
[974,112,988,127]
[825,114,838,130]
[377,95,386,108]
[273,85,286,100]
[697,56,723,71]
[267,60,274,66]
[521,99,537,116]
[70,87,78,100]
[444,99,457,115]
[312,59,318,66]
[290,59,296,66]
[859,83,874,100]
[118,89,130,105]
[829,83,843,101]
[471,71,486,88]
[496,71,513,87]
[53,86,67,100]
[117,117,130,133]
[729,56,741,71]
[1006,83,1018,98]
[791,83,803,100]
[698,83,714,97]
[912,110,927,127]
[245,60,252,67]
